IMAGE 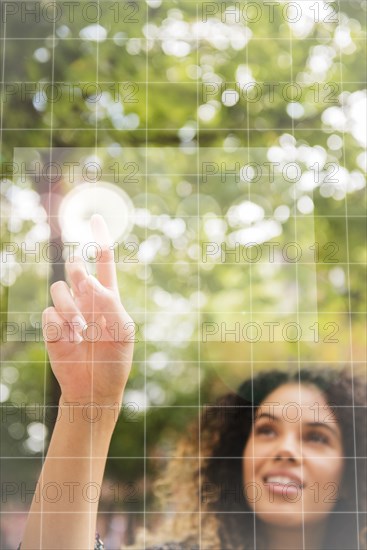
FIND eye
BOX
[306,431,329,444]
[255,424,276,437]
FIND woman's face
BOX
[243,383,345,528]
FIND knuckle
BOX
[103,287,118,302]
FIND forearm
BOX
[21,399,119,549]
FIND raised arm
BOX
[20,215,134,549]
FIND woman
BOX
[18,216,366,549]
[152,368,367,549]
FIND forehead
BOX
[257,383,333,422]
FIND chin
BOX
[254,508,330,530]
[255,511,305,528]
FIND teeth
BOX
[265,476,302,487]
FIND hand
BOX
[42,215,134,406]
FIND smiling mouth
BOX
[263,476,304,489]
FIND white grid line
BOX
[90,0,101,544]
[0,11,7,550]
[336,0,361,545]
[196,4,203,548]
[144,3,149,546]
[37,10,57,549]
[289,22,306,550]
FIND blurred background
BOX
[0,0,366,547]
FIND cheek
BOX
[306,458,344,513]
[307,454,344,484]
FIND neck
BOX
[262,522,326,550]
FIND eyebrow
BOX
[254,412,281,422]
[254,413,340,438]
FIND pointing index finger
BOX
[91,214,118,291]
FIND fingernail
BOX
[72,315,87,331]
[91,214,112,248]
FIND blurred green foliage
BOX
[0,0,366,529]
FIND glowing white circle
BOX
[59,182,134,247]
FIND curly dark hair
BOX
[152,367,366,550]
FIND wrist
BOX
[58,396,121,430]
[47,399,119,458]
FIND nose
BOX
[272,433,301,463]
